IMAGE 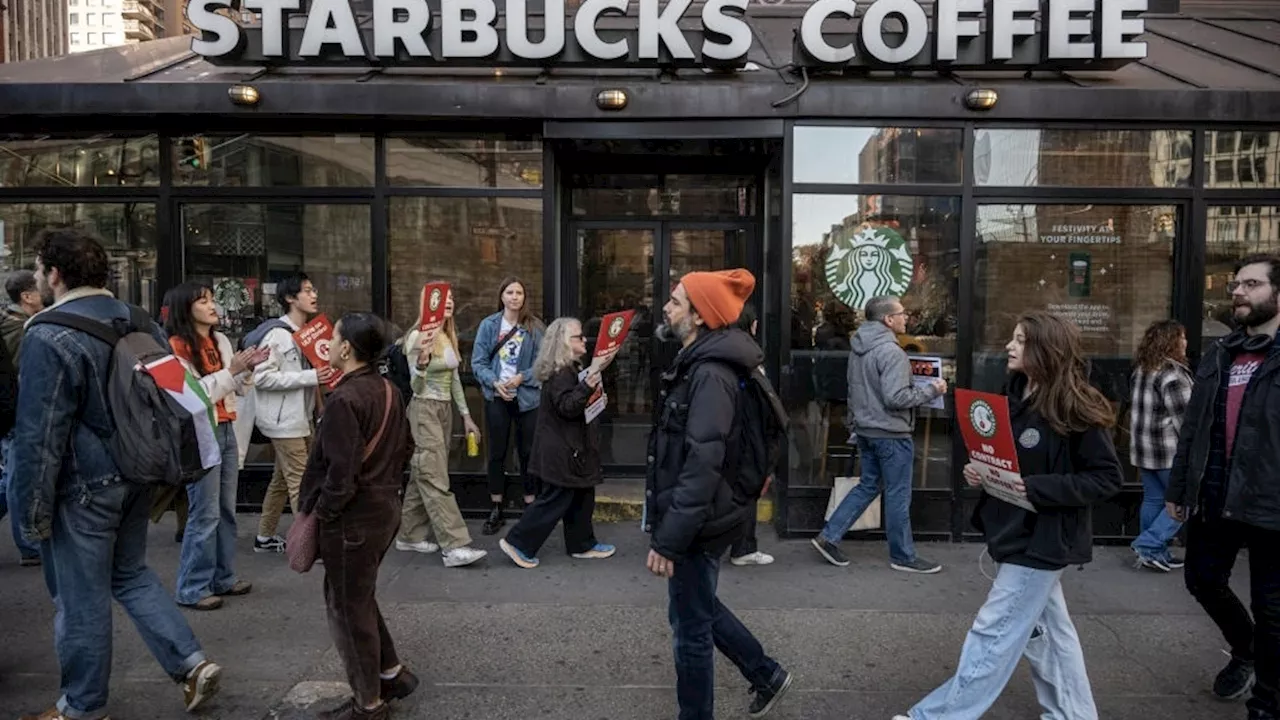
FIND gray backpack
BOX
[30,306,211,486]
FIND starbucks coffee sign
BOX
[189,0,1149,69]
[825,226,914,312]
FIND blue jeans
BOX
[176,422,240,605]
[1130,468,1182,562]
[1,431,42,559]
[668,550,781,720]
[41,481,206,719]
[910,563,1098,720]
[820,436,917,565]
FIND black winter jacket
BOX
[1167,330,1280,531]
[645,328,763,560]
[527,363,602,490]
[974,373,1123,570]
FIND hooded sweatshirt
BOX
[846,321,941,438]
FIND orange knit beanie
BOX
[679,269,756,330]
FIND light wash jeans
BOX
[1130,468,1182,562]
[42,480,207,719]
[176,422,240,605]
[0,430,42,559]
[909,563,1098,720]
[819,436,917,565]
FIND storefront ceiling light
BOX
[596,89,628,111]
[964,88,998,111]
[227,84,261,107]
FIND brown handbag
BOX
[288,380,396,574]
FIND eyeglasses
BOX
[1228,279,1270,293]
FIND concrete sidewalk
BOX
[0,514,1250,720]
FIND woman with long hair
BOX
[470,276,544,535]
[395,284,487,568]
[164,281,266,610]
[895,311,1122,720]
[498,317,616,568]
[1129,319,1192,572]
[300,313,417,720]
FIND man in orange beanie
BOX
[644,269,794,719]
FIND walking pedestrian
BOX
[12,229,223,719]
[395,284,487,567]
[1167,253,1280,716]
[300,312,418,720]
[646,269,794,720]
[811,294,945,573]
[498,317,616,568]
[0,269,45,566]
[164,281,265,609]
[1129,319,1192,572]
[470,276,543,535]
[727,305,774,567]
[894,311,1121,720]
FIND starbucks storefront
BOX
[2,0,1279,542]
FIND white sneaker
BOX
[893,716,911,720]
[395,539,440,554]
[442,546,488,567]
[731,551,775,566]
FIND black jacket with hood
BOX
[645,327,762,560]
[974,373,1123,570]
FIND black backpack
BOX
[30,306,211,487]
[379,341,415,407]
[724,364,789,502]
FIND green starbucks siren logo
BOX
[825,226,914,312]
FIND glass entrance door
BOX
[571,221,757,474]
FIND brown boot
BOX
[381,667,419,701]
[179,596,224,611]
[216,580,253,597]
[317,699,389,720]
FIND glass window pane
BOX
[386,137,542,188]
[1204,205,1280,350]
[0,202,158,311]
[975,204,1177,483]
[793,127,962,184]
[173,135,374,187]
[0,135,161,187]
[571,175,756,216]
[1206,130,1280,189]
[388,197,544,474]
[789,194,960,488]
[974,129,1192,187]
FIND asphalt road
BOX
[0,514,1251,720]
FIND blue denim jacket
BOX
[10,292,166,542]
[470,312,542,413]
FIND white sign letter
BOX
[440,0,500,57]
[299,0,366,57]
[188,0,241,56]
[800,0,858,64]
[373,0,432,57]
[243,0,300,57]
[638,0,695,60]
[701,0,751,63]
[935,0,982,62]
[988,0,1038,61]
[1101,0,1147,59]
[507,0,565,59]
[575,0,630,60]
[861,0,928,64]
[1046,0,1096,60]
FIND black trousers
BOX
[1185,513,1280,715]
[506,484,598,557]
[484,398,538,498]
[729,504,759,558]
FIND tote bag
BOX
[824,476,883,532]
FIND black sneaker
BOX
[381,667,419,701]
[254,535,286,553]
[1213,655,1255,700]
[1249,709,1279,720]
[1165,554,1186,570]
[891,558,943,574]
[481,505,505,536]
[748,668,794,718]
[811,537,849,567]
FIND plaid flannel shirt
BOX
[1129,360,1193,470]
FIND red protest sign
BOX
[955,389,1035,512]
[293,314,342,388]
[419,282,450,333]
[594,310,635,358]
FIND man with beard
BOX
[644,269,793,720]
[1168,254,1280,720]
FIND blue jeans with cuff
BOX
[1130,468,1182,562]
[176,422,241,605]
[820,436,918,565]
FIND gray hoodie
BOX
[846,321,942,438]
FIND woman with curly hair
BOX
[1129,319,1193,572]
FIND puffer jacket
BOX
[645,327,763,560]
